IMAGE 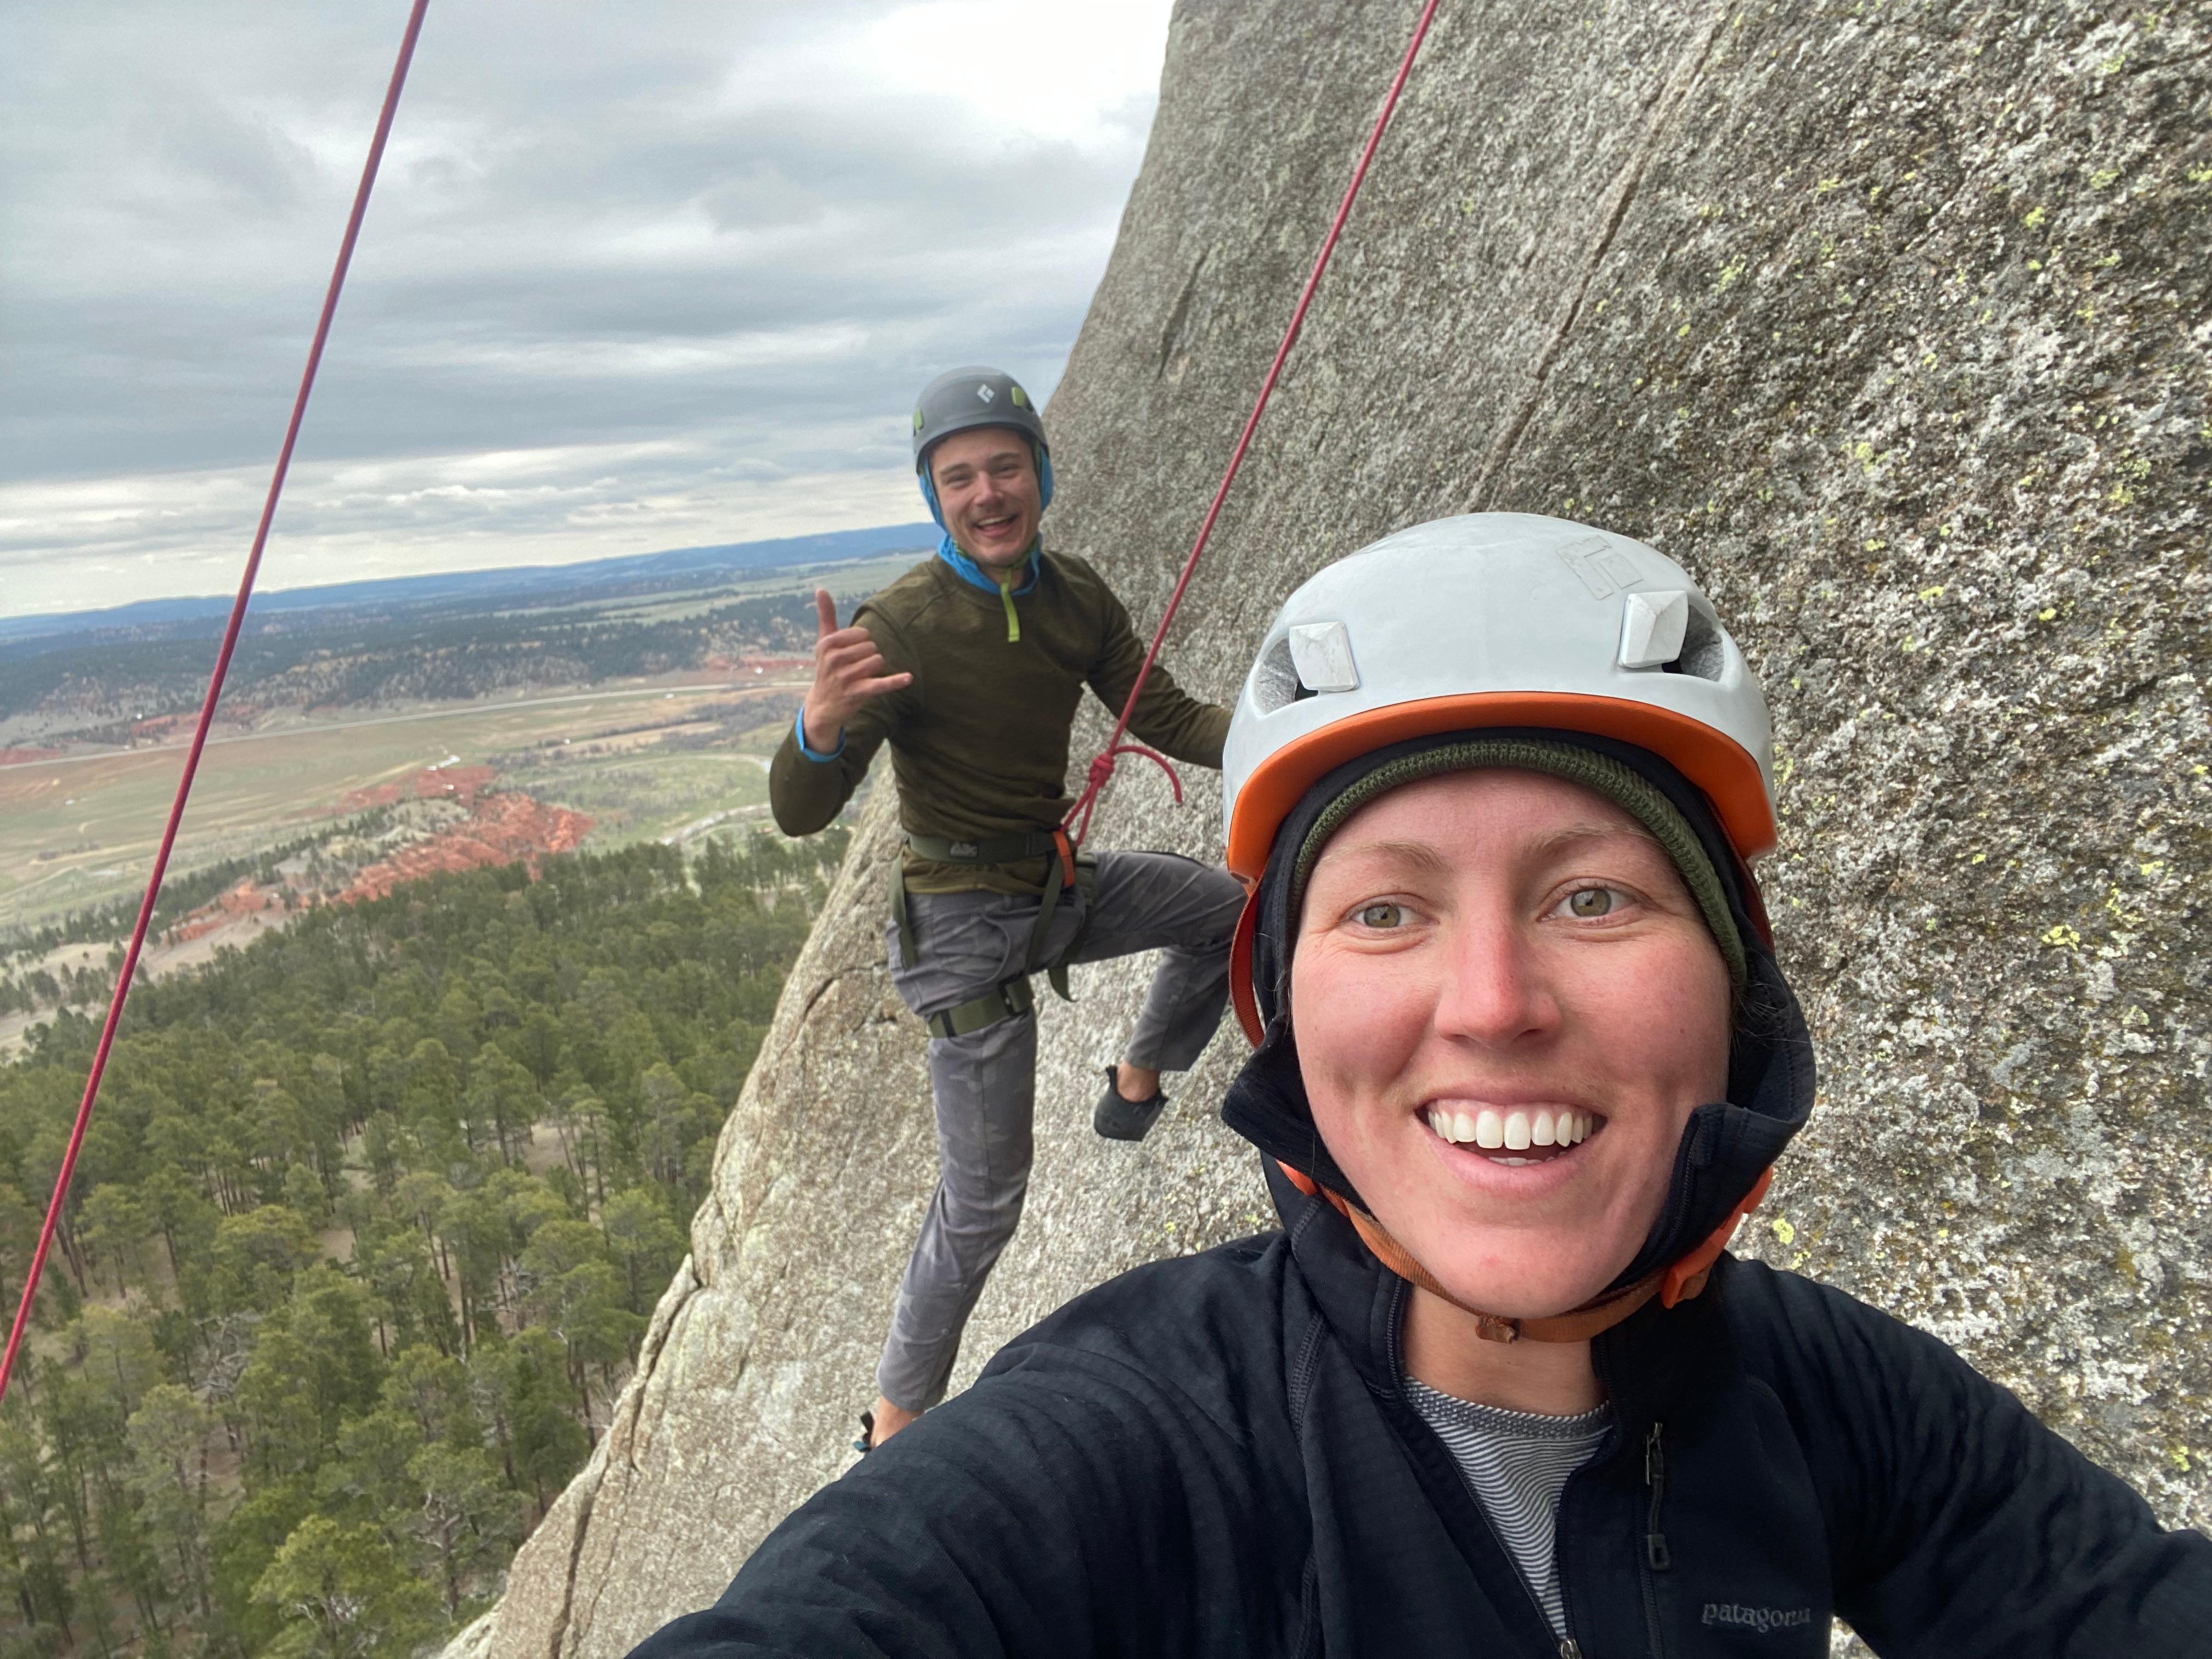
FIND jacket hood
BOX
[1220,728,1815,1295]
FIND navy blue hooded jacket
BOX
[627,1152,2211,1657]
[631,732,2209,1655]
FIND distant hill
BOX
[0,522,936,645]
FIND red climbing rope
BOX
[0,0,432,1408]
[1062,0,1443,848]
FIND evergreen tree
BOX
[250,1515,440,1659]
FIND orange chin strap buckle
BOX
[1278,1161,1776,1342]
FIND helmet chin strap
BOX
[1278,1163,1774,1344]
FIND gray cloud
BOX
[0,0,1172,616]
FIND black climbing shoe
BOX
[853,1409,876,1456]
[1094,1065,1168,1142]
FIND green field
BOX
[0,545,921,936]
[0,676,799,933]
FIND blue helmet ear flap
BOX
[918,465,946,531]
[1037,443,1054,512]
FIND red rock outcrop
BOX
[169,879,284,943]
[341,793,591,902]
[340,762,498,811]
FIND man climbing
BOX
[768,364,1245,1449]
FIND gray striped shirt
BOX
[1404,1379,1610,1639]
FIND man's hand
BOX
[802,589,911,754]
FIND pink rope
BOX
[0,0,433,1406]
[1067,743,1186,845]
[1062,0,1443,845]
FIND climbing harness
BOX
[0,0,432,1408]
[1059,0,1443,850]
[890,829,1096,1039]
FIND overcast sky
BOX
[0,0,1176,618]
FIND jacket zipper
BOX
[1641,1420,1671,1656]
[997,578,1020,641]
[1384,1276,1560,1650]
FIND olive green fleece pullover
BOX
[769,550,1229,895]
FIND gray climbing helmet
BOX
[911,365,1048,472]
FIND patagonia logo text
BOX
[1701,1603,1814,1635]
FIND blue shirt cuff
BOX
[794,709,844,763]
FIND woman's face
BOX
[1289,768,1733,1318]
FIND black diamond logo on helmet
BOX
[975,384,995,403]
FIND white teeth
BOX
[1434,1104,1598,1152]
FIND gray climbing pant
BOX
[876,849,1246,1412]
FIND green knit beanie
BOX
[1287,736,1747,991]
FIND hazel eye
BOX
[1566,887,1618,918]
[1355,901,1406,929]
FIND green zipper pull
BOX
[998,578,1020,642]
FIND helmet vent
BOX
[1252,636,1308,713]
[1664,601,1728,681]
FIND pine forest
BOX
[0,825,849,1656]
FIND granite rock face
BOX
[452,2,2209,1651]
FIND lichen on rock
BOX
[453,3,2210,1652]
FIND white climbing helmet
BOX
[1222,512,1776,883]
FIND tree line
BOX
[0,825,848,1656]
